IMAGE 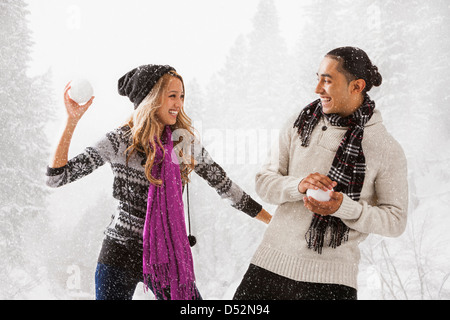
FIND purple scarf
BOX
[142,126,197,300]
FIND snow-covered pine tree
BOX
[205,0,291,130]
[315,0,450,300]
[389,0,450,300]
[244,0,292,125]
[407,0,450,148]
[0,0,53,298]
[291,0,343,105]
[204,34,250,131]
[193,0,291,298]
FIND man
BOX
[233,47,408,300]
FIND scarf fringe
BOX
[305,214,350,254]
[144,263,198,300]
[144,264,170,300]
[175,282,199,301]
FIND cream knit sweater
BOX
[252,109,408,289]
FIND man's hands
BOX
[303,191,343,216]
[298,173,343,216]
[298,172,336,194]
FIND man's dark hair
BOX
[326,47,382,93]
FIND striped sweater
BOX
[46,126,262,275]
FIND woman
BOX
[233,47,408,300]
[46,64,271,300]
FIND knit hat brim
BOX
[118,64,176,109]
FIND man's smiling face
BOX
[315,57,363,117]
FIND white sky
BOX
[27,0,305,84]
[26,0,306,148]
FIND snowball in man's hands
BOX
[306,188,333,202]
[69,79,94,105]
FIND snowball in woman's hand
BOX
[306,188,333,202]
[69,79,94,105]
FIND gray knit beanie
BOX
[118,64,176,109]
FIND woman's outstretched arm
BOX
[50,82,94,168]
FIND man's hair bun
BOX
[369,65,382,87]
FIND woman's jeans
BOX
[95,263,202,300]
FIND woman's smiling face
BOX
[156,77,184,127]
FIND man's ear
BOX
[350,79,366,94]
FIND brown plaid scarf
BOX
[293,95,375,253]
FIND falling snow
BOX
[1,0,450,300]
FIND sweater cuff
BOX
[286,179,303,202]
[332,193,362,220]
[245,198,263,218]
[46,165,66,176]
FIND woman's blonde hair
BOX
[124,71,195,186]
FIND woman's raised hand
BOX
[50,83,95,169]
[64,82,94,123]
